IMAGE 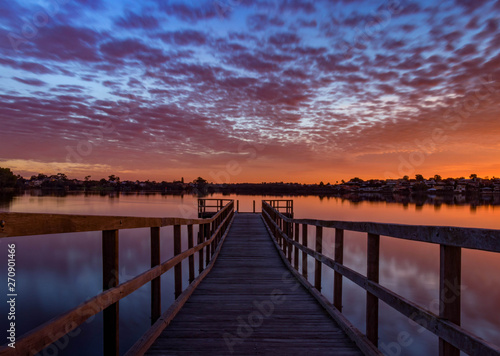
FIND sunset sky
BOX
[1,0,500,183]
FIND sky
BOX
[0,0,500,183]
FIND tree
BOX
[433,174,442,182]
[0,168,17,188]
[470,173,478,180]
[319,181,324,187]
[349,177,364,183]
[415,174,424,182]
[194,177,207,185]
[108,175,120,183]
[402,175,409,181]
[57,173,68,181]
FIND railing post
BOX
[253,200,255,213]
[237,200,239,212]
[287,220,292,263]
[367,233,380,347]
[315,226,323,291]
[439,245,461,356]
[198,225,204,274]
[302,224,308,278]
[102,229,119,356]
[205,223,211,267]
[188,225,194,283]
[294,223,299,270]
[334,228,344,312]
[150,227,161,325]
[174,225,182,299]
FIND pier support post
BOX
[151,227,161,325]
[294,223,299,270]
[198,225,204,273]
[439,245,461,356]
[334,228,344,311]
[188,225,194,283]
[315,226,323,291]
[366,233,380,347]
[174,225,182,299]
[102,229,119,356]
[302,224,308,278]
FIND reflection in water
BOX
[0,193,15,210]
[0,192,499,355]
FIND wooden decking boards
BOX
[145,213,363,355]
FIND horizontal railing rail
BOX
[0,200,235,356]
[261,201,500,356]
[198,198,233,216]
[262,199,293,217]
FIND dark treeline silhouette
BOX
[1,169,499,200]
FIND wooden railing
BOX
[263,199,293,217]
[261,201,500,356]
[198,198,233,218]
[0,200,234,356]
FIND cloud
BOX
[1,0,500,182]
[115,11,160,29]
[12,77,47,86]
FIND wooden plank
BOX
[174,225,182,299]
[151,227,161,324]
[334,228,344,312]
[439,245,461,356]
[103,229,119,356]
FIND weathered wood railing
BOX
[262,201,500,356]
[0,200,234,356]
[198,198,233,218]
[263,199,293,217]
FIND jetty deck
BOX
[146,213,362,355]
[1,199,500,356]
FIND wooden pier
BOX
[1,199,500,356]
[145,213,363,355]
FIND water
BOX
[1,192,499,355]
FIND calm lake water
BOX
[1,192,499,356]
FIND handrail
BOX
[261,201,500,356]
[262,202,500,253]
[0,201,235,356]
[0,202,231,238]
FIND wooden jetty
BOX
[1,199,500,356]
[144,213,363,355]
